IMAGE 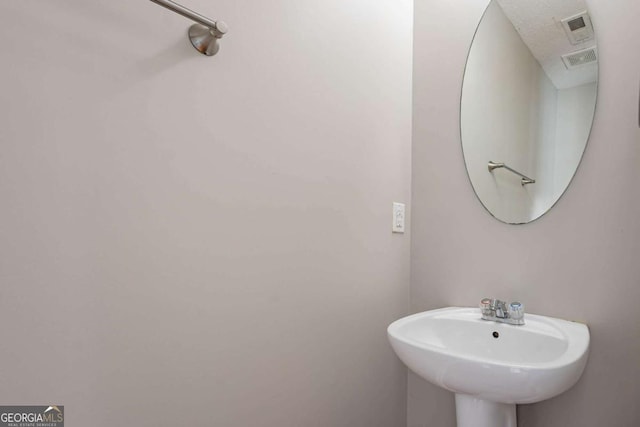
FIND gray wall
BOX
[0,1,413,426]
[410,0,640,425]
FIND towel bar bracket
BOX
[150,0,228,56]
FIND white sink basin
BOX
[388,307,589,427]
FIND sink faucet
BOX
[480,298,525,325]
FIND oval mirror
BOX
[461,0,598,224]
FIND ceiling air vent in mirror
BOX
[561,11,594,45]
[561,46,597,70]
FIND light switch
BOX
[392,202,405,233]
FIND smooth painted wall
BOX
[531,70,559,220]
[411,0,640,425]
[553,82,598,198]
[0,1,413,426]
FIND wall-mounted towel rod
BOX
[488,161,536,185]
[149,0,228,56]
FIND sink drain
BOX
[492,331,499,338]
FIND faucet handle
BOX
[479,298,492,315]
[508,301,525,321]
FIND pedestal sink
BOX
[387,307,589,427]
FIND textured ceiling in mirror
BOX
[496,0,597,89]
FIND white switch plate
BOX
[392,202,405,233]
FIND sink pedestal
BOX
[455,394,516,427]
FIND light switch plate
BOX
[392,202,405,233]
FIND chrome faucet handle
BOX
[479,298,493,316]
[508,301,525,322]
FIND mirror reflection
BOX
[461,0,598,224]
